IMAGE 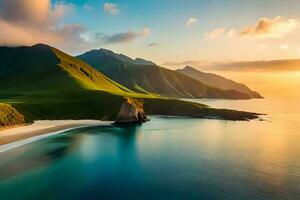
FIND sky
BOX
[0,0,300,66]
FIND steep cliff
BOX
[115,97,148,124]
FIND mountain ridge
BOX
[176,66,262,98]
[80,48,157,66]
[78,49,254,99]
[0,44,260,125]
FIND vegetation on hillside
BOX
[0,103,25,127]
[78,49,253,99]
[0,44,259,124]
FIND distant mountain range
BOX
[176,66,262,98]
[78,49,261,99]
[0,44,260,125]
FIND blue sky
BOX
[1,0,300,66]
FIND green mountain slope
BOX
[0,103,25,127]
[176,66,262,98]
[78,49,252,99]
[0,44,259,125]
[0,44,144,121]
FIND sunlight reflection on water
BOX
[0,97,299,200]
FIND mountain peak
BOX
[97,48,116,55]
[30,44,54,53]
[79,48,157,66]
[31,43,51,49]
[183,66,196,70]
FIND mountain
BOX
[0,44,259,125]
[0,44,138,95]
[0,44,137,121]
[78,49,252,99]
[176,66,262,98]
[80,49,156,66]
[134,58,156,66]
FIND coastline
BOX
[0,120,112,153]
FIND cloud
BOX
[148,42,161,47]
[204,16,298,41]
[162,60,210,68]
[239,16,298,38]
[0,0,150,53]
[186,17,198,27]
[100,28,150,44]
[225,28,237,38]
[206,59,300,72]
[103,2,120,15]
[204,28,225,40]
[164,59,300,72]
[0,0,82,50]
[0,0,75,27]
[0,0,51,26]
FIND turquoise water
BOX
[0,98,299,200]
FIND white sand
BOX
[0,120,112,153]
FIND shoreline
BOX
[0,120,112,153]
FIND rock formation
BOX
[115,97,149,124]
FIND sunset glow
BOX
[0,0,299,66]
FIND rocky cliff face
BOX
[115,97,148,124]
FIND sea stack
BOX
[115,97,149,125]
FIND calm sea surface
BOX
[0,97,299,200]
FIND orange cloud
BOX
[0,0,85,51]
[239,16,298,38]
[0,0,150,53]
[0,0,74,27]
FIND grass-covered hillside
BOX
[0,44,144,123]
[0,44,259,126]
[0,103,25,128]
[78,49,252,99]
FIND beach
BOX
[0,120,112,150]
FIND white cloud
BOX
[204,28,225,40]
[225,28,237,38]
[103,2,120,15]
[205,16,298,41]
[186,17,198,27]
[239,16,298,38]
